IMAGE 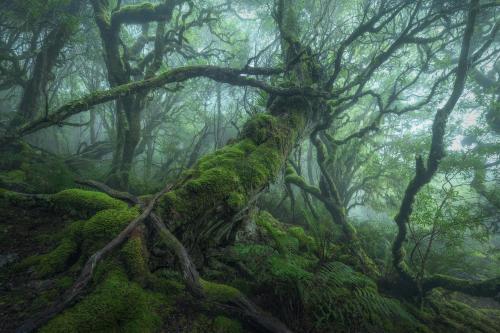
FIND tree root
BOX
[18,180,293,333]
[16,184,171,333]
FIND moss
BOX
[18,207,138,278]
[212,316,243,333]
[0,142,75,193]
[241,113,280,145]
[40,268,164,333]
[0,169,26,185]
[51,189,128,217]
[200,278,241,303]
[80,207,139,255]
[157,109,306,250]
[288,226,314,249]
[227,192,246,210]
[0,188,33,208]
[33,237,79,278]
[121,234,148,280]
[424,291,500,333]
[256,211,298,255]
[56,276,74,290]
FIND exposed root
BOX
[16,184,171,333]
[72,179,293,333]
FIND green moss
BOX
[0,169,26,184]
[121,234,148,281]
[18,207,138,278]
[256,211,298,255]
[40,269,164,333]
[34,237,79,278]
[200,278,241,303]
[80,207,139,255]
[288,226,314,249]
[0,142,75,192]
[227,192,246,210]
[56,276,74,290]
[0,188,32,208]
[241,113,280,144]
[51,189,128,217]
[158,110,305,249]
[212,316,243,333]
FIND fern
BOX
[301,261,424,333]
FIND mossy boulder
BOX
[51,189,128,217]
[40,268,165,333]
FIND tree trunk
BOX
[12,0,80,126]
[159,95,313,258]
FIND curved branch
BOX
[2,65,315,142]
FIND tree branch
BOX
[391,0,480,287]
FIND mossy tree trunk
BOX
[157,0,324,259]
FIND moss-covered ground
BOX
[1,187,500,333]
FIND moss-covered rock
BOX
[51,189,128,217]
[17,205,138,278]
[40,268,164,333]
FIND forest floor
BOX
[0,204,67,332]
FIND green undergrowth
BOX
[222,210,426,332]
[4,187,499,333]
[40,267,165,333]
[10,187,247,333]
[0,142,75,193]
